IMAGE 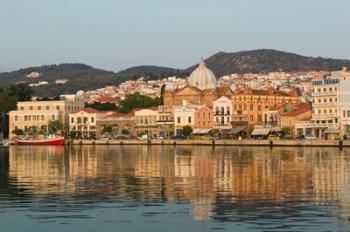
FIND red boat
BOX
[13,136,65,145]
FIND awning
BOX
[229,126,247,135]
[324,128,340,134]
[251,128,270,136]
[193,128,212,135]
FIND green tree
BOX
[281,127,291,138]
[11,128,24,136]
[48,120,63,133]
[121,128,129,135]
[116,93,162,114]
[0,84,33,137]
[182,125,193,137]
[102,125,113,134]
[209,128,220,137]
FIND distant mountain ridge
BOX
[1,49,350,97]
[0,63,123,97]
[186,49,350,76]
[118,65,180,77]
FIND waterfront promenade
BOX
[70,139,349,147]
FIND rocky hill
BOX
[0,64,126,97]
[118,65,180,78]
[186,49,350,76]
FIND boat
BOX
[13,136,65,145]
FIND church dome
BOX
[187,60,216,90]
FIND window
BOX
[29,106,33,110]
[215,107,219,114]
[20,106,24,110]
[51,115,55,120]
[56,106,60,110]
[91,117,94,123]
[250,104,253,111]
[15,116,18,121]
[250,115,254,122]
[38,106,41,110]
[46,106,49,110]
[258,105,262,111]
[41,115,44,121]
[177,117,180,124]
[71,117,74,123]
[188,116,191,124]
[24,115,28,121]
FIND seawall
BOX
[69,139,350,147]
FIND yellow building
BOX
[231,88,300,126]
[9,94,84,138]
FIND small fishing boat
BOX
[13,136,65,145]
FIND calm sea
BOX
[0,145,349,232]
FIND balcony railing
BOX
[295,121,339,128]
[312,91,337,97]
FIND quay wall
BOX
[69,139,350,147]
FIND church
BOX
[163,60,232,108]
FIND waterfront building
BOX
[134,108,159,138]
[231,88,300,127]
[9,94,84,139]
[156,105,174,138]
[173,101,200,135]
[279,102,312,131]
[163,60,232,108]
[295,68,350,139]
[193,106,213,135]
[68,108,114,139]
[97,111,136,137]
[213,96,232,131]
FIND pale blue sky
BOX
[0,0,349,72]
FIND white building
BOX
[213,96,232,130]
[173,101,200,135]
[295,68,350,139]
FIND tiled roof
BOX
[282,102,311,117]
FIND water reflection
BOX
[1,146,350,231]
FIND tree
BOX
[116,93,162,114]
[121,128,129,135]
[182,125,193,137]
[209,128,220,138]
[48,120,63,133]
[11,128,24,136]
[281,127,291,138]
[0,84,33,137]
[102,125,113,134]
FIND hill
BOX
[0,64,126,97]
[118,65,181,79]
[187,49,350,76]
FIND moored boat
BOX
[13,136,65,145]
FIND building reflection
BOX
[6,145,350,223]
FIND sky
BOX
[1,0,350,72]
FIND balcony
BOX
[312,91,337,97]
[295,121,339,129]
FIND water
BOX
[0,145,350,232]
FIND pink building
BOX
[194,106,214,129]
